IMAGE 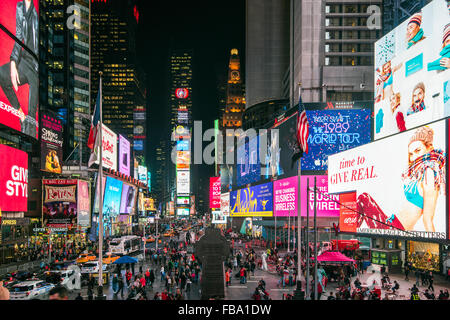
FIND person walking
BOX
[118,275,124,299]
[427,271,434,292]
[404,263,410,281]
[149,269,155,288]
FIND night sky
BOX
[136,0,245,183]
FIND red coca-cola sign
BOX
[339,192,357,233]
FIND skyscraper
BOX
[292,0,382,103]
[245,0,291,108]
[221,49,245,129]
[40,0,91,165]
[91,0,146,153]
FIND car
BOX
[102,253,120,264]
[76,253,97,264]
[80,261,108,274]
[43,270,78,289]
[144,236,155,243]
[12,271,33,281]
[9,280,55,300]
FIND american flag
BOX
[296,94,309,156]
[87,79,102,167]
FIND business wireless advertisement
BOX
[374,0,450,140]
[328,120,447,240]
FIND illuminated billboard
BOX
[0,0,39,139]
[230,182,273,217]
[0,144,28,212]
[102,177,123,219]
[176,140,189,151]
[177,151,190,169]
[77,180,90,228]
[220,192,230,216]
[177,170,190,194]
[93,124,117,171]
[328,120,447,240]
[120,183,136,214]
[374,0,450,140]
[177,196,190,206]
[40,114,63,174]
[272,176,340,217]
[177,207,190,216]
[118,135,131,176]
[209,177,221,209]
[43,180,77,228]
[212,210,227,224]
[236,135,260,187]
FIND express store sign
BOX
[0,144,28,212]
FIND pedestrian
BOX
[149,269,155,288]
[145,269,150,286]
[118,275,124,299]
[225,269,230,287]
[327,292,336,300]
[404,263,410,281]
[415,269,421,286]
[427,271,434,292]
[112,274,119,294]
[421,270,427,286]
[75,292,83,300]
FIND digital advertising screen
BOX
[220,192,230,216]
[0,144,28,212]
[177,151,190,169]
[77,180,90,228]
[300,175,340,218]
[138,165,147,184]
[230,182,273,217]
[301,109,372,171]
[42,179,78,228]
[177,207,190,216]
[177,170,190,195]
[102,177,123,219]
[212,210,227,224]
[118,135,131,176]
[94,124,117,170]
[209,177,221,209]
[236,135,261,187]
[220,164,235,193]
[120,183,136,214]
[328,120,447,240]
[190,195,195,215]
[0,0,39,139]
[177,196,190,206]
[374,0,450,140]
[40,114,63,174]
[176,140,189,151]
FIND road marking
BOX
[247,280,258,283]
[227,286,248,288]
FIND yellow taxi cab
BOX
[163,230,174,237]
[102,253,120,264]
[144,236,155,243]
[76,253,97,264]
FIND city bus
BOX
[108,235,142,255]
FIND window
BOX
[343,57,356,66]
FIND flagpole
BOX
[97,71,105,299]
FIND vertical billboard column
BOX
[210,177,221,209]
[119,135,131,176]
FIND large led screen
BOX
[328,120,447,240]
[210,177,221,209]
[43,179,77,228]
[374,0,450,140]
[118,135,130,176]
[177,170,190,194]
[230,182,273,217]
[102,177,123,219]
[120,183,136,214]
[0,0,39,139]
[236,135,261,187]
[77,180,90,227]
[0,144,28,212]
[40,114,63,174]
[301,109,372,170]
